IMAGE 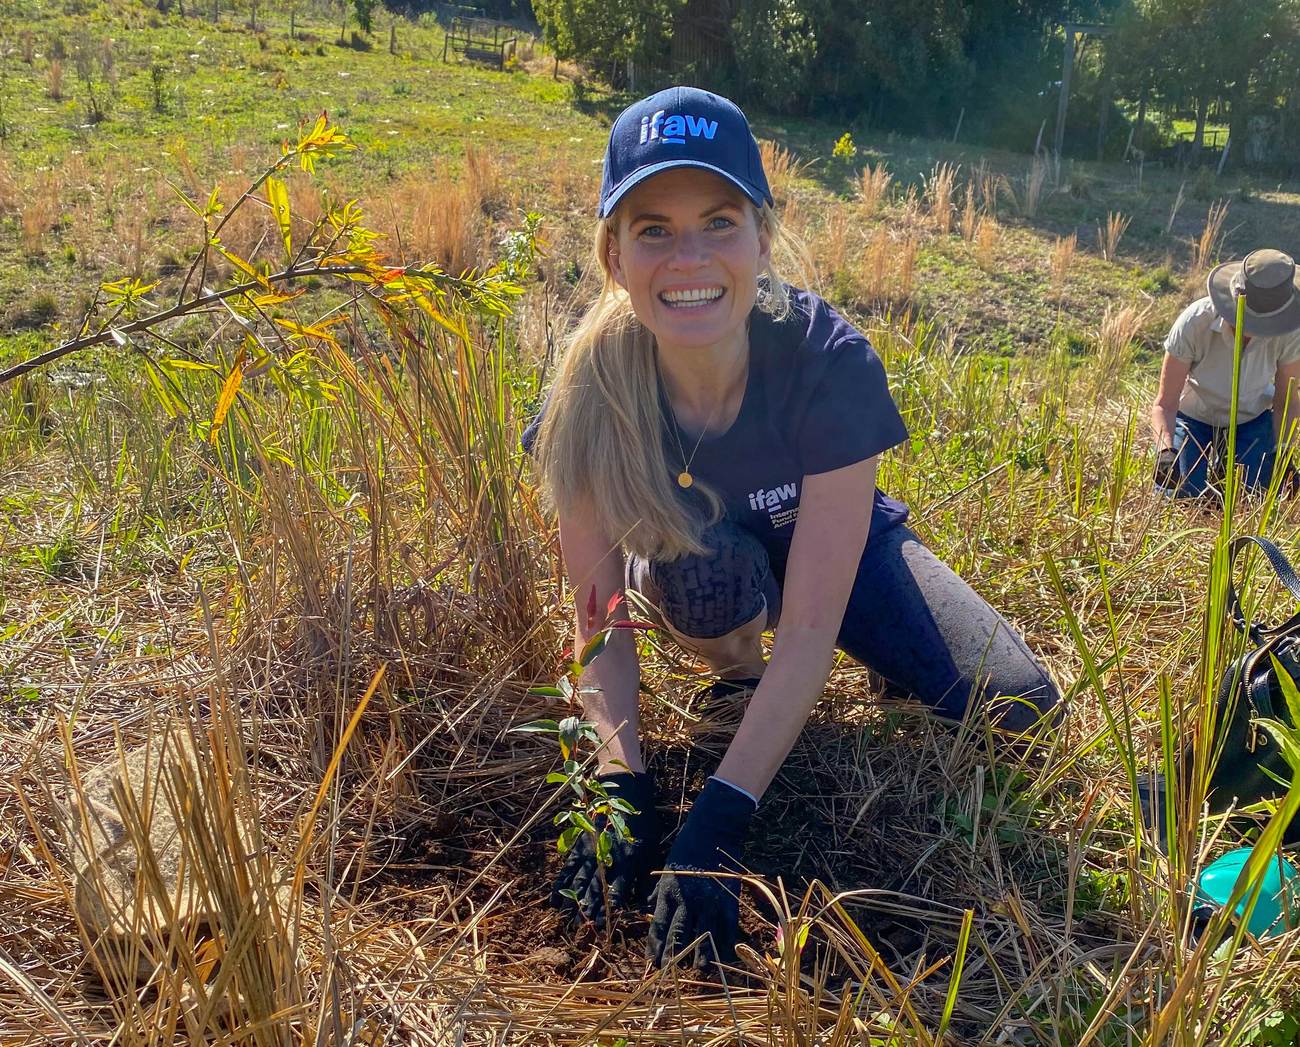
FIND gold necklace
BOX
[662,379,724,490]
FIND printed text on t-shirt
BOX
[748,482,799,529]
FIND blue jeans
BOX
[629,520,1060,731]
[1168,410,1275,498]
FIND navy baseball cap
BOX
[598,86,774,219]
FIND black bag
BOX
[1198,536,1300,823]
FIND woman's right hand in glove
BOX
[550,771,658,928]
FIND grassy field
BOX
[4,2,1300,1044]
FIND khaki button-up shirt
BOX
[1165,297,1300,428]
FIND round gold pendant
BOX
[677,471,694,489]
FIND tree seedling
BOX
[515,586,655,929]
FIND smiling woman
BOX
[522,86,1061,975]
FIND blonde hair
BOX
[533,202,809,561]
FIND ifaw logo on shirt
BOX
[748,481,799,529]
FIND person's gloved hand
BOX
[1154,446,1180,489]
[550,771,657,928]
[648,777,756,972]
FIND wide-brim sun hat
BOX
[598,86,773,220]
[1207,248,1300,338]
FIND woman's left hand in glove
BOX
[647,777,756,973]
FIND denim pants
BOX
[1169,410,1275,498]
[628,520,1061,731]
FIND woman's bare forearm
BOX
[1150,402,1178,450]
[580,626,645,774]
[714,623,838,798]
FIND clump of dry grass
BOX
[1050,232,1077,300]
[47,58,63,99]
[862,233,889,300]
[1098,210,1132,262]
[1014,156,1048,217]
[465,142,505,215]
[214,175,273,263]
[20,175,60,255]
[0,155,19,214]
[899,182,923,227]
[858,161,893,215]
[959,182,978,242]
[895,234,918,297]
[974,215,999,269]
[820,208,850,280]
[1091,301,1150,398]
[1190,199,1229,278]
[759,139,810,202]
[377,169,485,273]
[925,161,957,235]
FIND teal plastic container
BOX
[1194,847,1299,939]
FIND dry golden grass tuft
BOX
[0,154,19,214]
[858,160,893,215]
[1098,210,1132,262]
[820,208,851,280]
[862,233,889,300]
[896,234,918,298]
[760,139,810,203]
[925,161,958,235]
[47,57,63,99]
[1091,301,1150,398]
[959,182,978,242]
[1050,232,1077,300]
[465,143,505,215]
[974,215,999,270]
[1190,199,1230,279]
[375,169,485,273]
[19,175,61,255]
[1015,156,1048,217]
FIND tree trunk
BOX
[1225,86,1249,173]
[1192,95,1208,164]
[1135,88,1146,156]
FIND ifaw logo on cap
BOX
[638,109,720,146]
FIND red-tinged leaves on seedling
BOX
[210,348,246,444]
[510,718,561,735]
[586,585,599,632]
[578,630,608,667]
[527,686,567,699]
[606,591,624,618]
[557,826,581,853]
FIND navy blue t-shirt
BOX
[522,288,910,561]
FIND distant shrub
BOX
[1137,265,1177,294]
[8,293,59,331]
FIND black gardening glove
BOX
[647,777,756,973]
[1154,447,1180,489]
[550,771,657,928]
